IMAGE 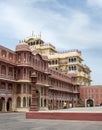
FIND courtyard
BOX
[0,112,102,130]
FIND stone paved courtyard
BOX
[0,112,102,130]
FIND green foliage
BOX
[77,98,82,105]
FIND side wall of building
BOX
[80,86,102,107]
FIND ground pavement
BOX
[0,112,102,130]
[0,107,102,130]
[26,106,102,121]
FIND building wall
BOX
[0,43,79,112]
[80,86,102,107]
[25,36,91,86]
[0,39,101,112]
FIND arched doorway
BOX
[0,98,3,111]
[86,98,94,107]
[6,98,12,111]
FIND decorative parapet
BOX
[16,41,31,52]
[58,49,81,54]
[40,43,56,50]
[49,68,72,84]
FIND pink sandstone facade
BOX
[0,43,79,112]
[0,39,102,112]
[80,86,102,107]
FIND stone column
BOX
[21,97,23,108]
[30,72,38,111]
[9,100,12,111]
[2,100,7,112]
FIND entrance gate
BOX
[86,98,94,107]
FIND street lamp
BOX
[30,72,38,111]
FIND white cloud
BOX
[0,0,102,50]
[87,0,102,8]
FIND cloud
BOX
[87,0,102,8]
[0,0,102,51]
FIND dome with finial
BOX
[16,40,31,52]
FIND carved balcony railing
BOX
[0,74,15,81]
[0,89,13,97]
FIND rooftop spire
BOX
[39,32,41,38]
[32,31,34,36]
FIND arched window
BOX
[69,58,71,63]
[8,83,12,90]
[1,82,5,89]
[1,65,6,75]
[8,67,13,76]
[71,58,73,62]
[23,84,26,93]
[72,66,74,70]
[18,53,21,62]
[24,68,26,76]
[44,99,46,107]
[74,58,76,62]
[16,97,21,108]
[55,60,57,64]
[29,70,31,77]
[52,60,54,65]
[24,53,26,62]
[17,84,21,93]
[29,97,31,107]
[9,53,13,60]
[35,59,37,65]
[69,66,71,71]
[49,61,51,65]
[23,97,26,107]
[1,50,7,58]
[74,66,76,70]
[29,85,31,94]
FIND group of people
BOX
[63,102,72,109]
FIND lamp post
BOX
[30,72,38,111]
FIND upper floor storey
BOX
[0,43,77,87]
[0,45,16,65]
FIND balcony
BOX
[0,55,15,65]
[16,76,30,82]
[0,74,15,81]
[0,89,13,97]
[49,86,73,93]
[36,79,49,87]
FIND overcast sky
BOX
[0,0,102,85]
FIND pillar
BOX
[30,72,38,111]
[2,100,7,112]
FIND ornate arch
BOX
[16,96,21,108]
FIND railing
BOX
[0,89,13,96]
[0,56,15,64]
[37,79,49,85]
[49,68,72,83]
[0,74,15,81]
[49,86,73,93]
[41,43,55,49]
[16,62,49,74]
[17,76,30,81]
[58,49,81,54]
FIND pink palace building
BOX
[0,35,102,112]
